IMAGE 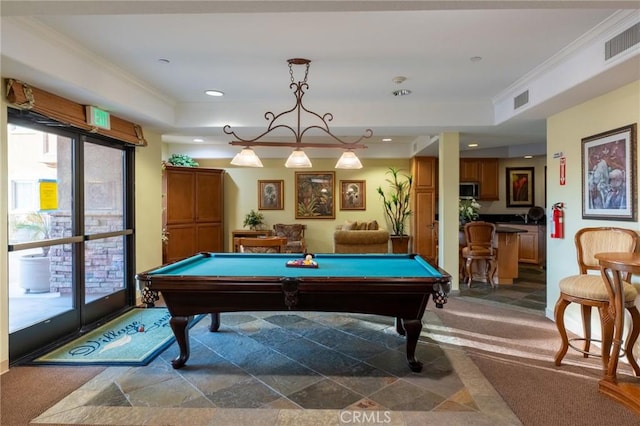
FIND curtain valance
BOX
[5,78,147,146]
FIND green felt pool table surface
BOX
[145,252,443,279]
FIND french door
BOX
[7,110,135,362]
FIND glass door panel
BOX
[7,126,74,334]
[82,139,129,324]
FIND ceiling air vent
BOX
[605,22,639,60]
[513,90,529,110]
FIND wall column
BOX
[439,132,460,291]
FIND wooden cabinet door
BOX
[165,169,195,224]
[196,223,223,253]
[413,157,436,189]
[195,170,223,223]
[518,231,538,264]
[413,190,436,261]
[478,159,499,200]
[164,224,197,263]
[460,159,479,182]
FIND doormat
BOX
[32,308,203,366]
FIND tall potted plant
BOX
[377,167,413,253]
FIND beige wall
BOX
[546,80,640,347]
[482,156,548,215]
[134,130,164,274]
[196,158,412,254]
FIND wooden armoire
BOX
[411,157,438,263]
[162,165,224,263]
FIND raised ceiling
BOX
[1,1,639,159]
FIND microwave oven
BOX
[459,182,479,199]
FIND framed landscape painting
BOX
[295,172,335,219]
[582,124,636,221]
[258,180,283,210]
[506,167,534,208]
[340,180,366,210]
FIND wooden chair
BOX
[554,227,640,376]
[235,237,287,253]
[461,221,497,288]
[273,224,306,253]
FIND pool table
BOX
[136,252,451,372]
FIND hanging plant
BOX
[167,154,199,167]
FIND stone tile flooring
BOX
[458,265,546,312]
[33,308,521,425]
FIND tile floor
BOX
[32,308,521,425]
[458,265,546,312]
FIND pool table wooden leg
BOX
[395,317,406,336]
[169,316,190,369]
[209,312,220,332]
[402,319,424,372]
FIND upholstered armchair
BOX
[273,224,306,253]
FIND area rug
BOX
[32,308,203,366]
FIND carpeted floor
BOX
[432,297,640,425]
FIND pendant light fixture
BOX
[335,150,363,169]
[224,58,372,168]
[230,147,263,167]
[285,149,312,168]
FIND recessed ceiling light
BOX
[392,89,411,97]
[205,90,224,97]
[193,138,204,143]
[524,155,533,159]
[468,143,478,147]
[382,138,392,142]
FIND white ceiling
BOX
[1,1,639,159]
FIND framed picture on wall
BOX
[581,124,637,221]
[258,180,284,210]
[506,167,535,208]
[295,171,335,219]
[340,180,366,210]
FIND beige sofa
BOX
[333,221,390,254]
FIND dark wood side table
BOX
[595,252,640,415]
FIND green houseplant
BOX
[166,154,199,167]
[243,209,264,230]
[377,167,413,253]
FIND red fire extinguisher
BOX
[550,202,565,239]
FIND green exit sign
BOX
[86,105,111,130]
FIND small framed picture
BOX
[340,180,366,210]
[258,180,284,210]
[582,124,637,221]
[506,167,535,208]
[295,171,335,219]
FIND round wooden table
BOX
[594,252,640,415]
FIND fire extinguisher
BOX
[550,202,565,239]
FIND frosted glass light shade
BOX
[230,148,263,167]
[285,149,312,168]
[335,151,363,169]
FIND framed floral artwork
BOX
[582,124,636,221]
[295,172,335,219]
[506,167,534,208]
[340,180,366,210]
[258,180,284,210]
